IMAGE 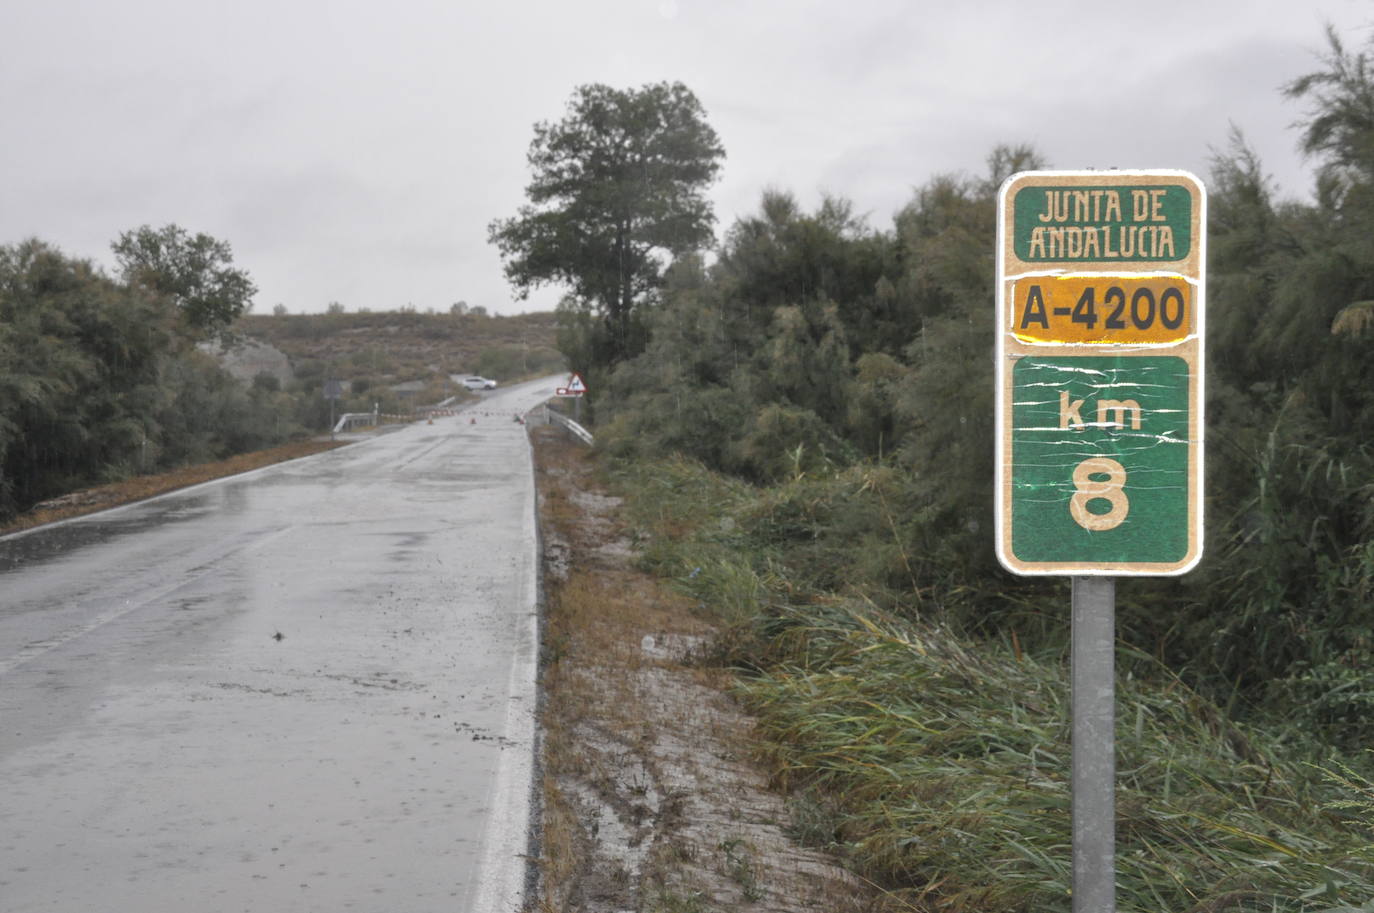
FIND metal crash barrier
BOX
[543,407,593,445]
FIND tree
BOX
[1286,25,1374,187]
[0,240,173,515]
[111,224,256,342]
[489,81,725,366]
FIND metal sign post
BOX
[323,379,343,441]
[1072,575,1115,912]
[995,171,1205,911]
[555,372,589,425]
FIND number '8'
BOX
[1070,458,1129,531]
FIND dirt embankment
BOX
[530,426,875,913]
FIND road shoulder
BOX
[530,427,873,912]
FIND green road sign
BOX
[1010,356,1190,564]
[996,171,1205,576]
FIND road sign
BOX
[556,373,587,397]
[995,171,1205,576]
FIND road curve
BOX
[0,376,562,912]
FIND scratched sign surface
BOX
[995,171,1205,576]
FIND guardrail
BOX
[332,399,594,445]
[333,411,413,433]
[546,408,594,445]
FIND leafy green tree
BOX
[0,235,299,520]
[717,192,851,310]
[112,224,257,342]
[757,303,851,429]
[0,240,170,514]
[489,81,725,367]
[847,352,907,458]
[883,154,1044,596]
[714,191,898,356]
[1286,25,1374,188]
[1154,29,1374,734]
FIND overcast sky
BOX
[2,1,1371,316]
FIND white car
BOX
[462,376,497,391]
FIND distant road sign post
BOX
[555,372,589,422]
[324,379,344,440]
[996,170,1206,913]
[554,373,587,398]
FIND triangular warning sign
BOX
[566,373,588,394]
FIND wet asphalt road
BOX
[0,377,561,912]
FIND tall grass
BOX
[612,454,1374,913]
[734,603,1374,912]
[1189,431,1374,746]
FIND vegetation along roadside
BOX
[0,225,559,525]
[499,31,1374,910]
[607,455,1374,911]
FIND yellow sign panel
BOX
[1008,274,1194,345]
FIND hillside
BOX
[234,310,564,391]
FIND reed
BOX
[613,454,1374,912]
